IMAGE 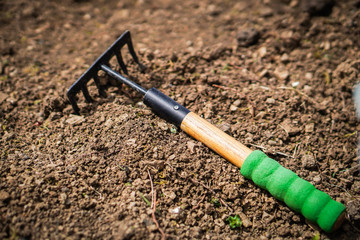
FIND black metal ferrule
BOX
[143,88,190,127]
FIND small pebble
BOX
[305,123,315,133]
[0,190,10,202]
[303,85,313,95]
[169,206,182,214]
[157,121,169,131]
[186,40,193,47]
[313,175,322,184]
[305,72,313,80]
[66,115,85,125]
[218,123,231,132]
[268,140,277,146]
[258,47,267,58]
[125,138,136,146]
[301,0,334,16]
[187,141,197,153]
[266,98,275,104]
[274,68,289,81]
[259,69,269,78]
[83,13,91,20]
[232,99,241,107]
[165,190,176,200]
[291,81,299,88]
[236,28,260,47]
[280,53,290,63]
[230,105,238,112]
[302,154,317,170]
[239,212,252,227]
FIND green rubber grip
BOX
[241,150,346,232]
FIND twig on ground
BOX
[147,169,166,240]
[292,143,301,159]
[90,186,102,200]
[219,199,233,212]
[152,191,166,240]
[212,84,240,93]
[278,86,310,99]
[278,124,289,137]
[191,194,206,210]
[147,169,155,208]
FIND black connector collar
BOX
[143,88,190,127]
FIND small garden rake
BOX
[67,31,346,233]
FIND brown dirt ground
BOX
[1,0,360,239]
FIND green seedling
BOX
[210,197,220,207]
[0,75,8,81]
[138,192,151,207]
[222,63,231,72]
[227,215,242,229]
[312,232,320,240]
[170,127,177,134]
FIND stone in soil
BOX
[301,0,334,16]
[236,28,260,47]
[301,154,317,170]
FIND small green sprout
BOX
[210,197,220,207]
[170,127,177,134]
[222,63,231,72]
[138,192,151,207]
[312,232,320,240]
[226,215,242,229]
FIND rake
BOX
[67,31,346,233]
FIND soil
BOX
[1,0,360,239]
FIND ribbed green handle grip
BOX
[240,150,346,232]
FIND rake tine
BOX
[115,51,129,75]
[68,94,80,115]
[124,32,147,72]
[81,85,93,103]
[93,74,107,97]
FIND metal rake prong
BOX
[81,85,93,103]
[122,31,147,72]
[115,51,128,75]
[125,33,141,64]
[68,93,80,115]
[93,74,107,97]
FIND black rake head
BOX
[67,30,146,114]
